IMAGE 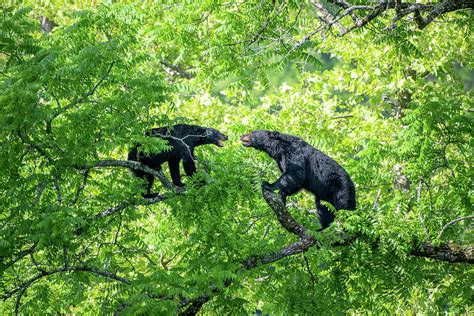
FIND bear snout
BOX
[240,134,252,147]
[216,134,228,147]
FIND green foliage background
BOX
[0,1,472,314]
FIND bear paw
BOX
[262,181,273,191]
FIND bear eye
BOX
[270,131,279,139]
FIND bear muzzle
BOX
[240,134,252,147]
[216,134,228,147]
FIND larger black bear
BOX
[241,130,356,230]
[128,124,228,196]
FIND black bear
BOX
[240,130,356,230]
[128,124,228,196]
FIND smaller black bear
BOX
[128,124,228,196]
[241,130,356,230]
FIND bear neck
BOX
[263,143,285,160]
[188,137,208,147]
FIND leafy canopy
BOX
[0,1,472,315]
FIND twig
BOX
[438,215,474,240]
[53,176,62,204]
[244,211,273,233]
[160,60,194,79]
[248,0,285,45]
[3,265,131,302]
[33,180,51,206]
[49,61,115,123]
[302,253,316,287]
[95,194,168,219]
[17,131,52,161]
[29,251,45,273]
[71,169,89,205]
[373,188,381,210]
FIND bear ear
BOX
[269,131,280,139]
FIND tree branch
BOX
[17,131,52,161]
[32,180,51,206]
[71,169,89,205]
[411,242,473,263]
[1,243,37,272]
[309,0,474,36]
[95,194,168,219]
[3,265,130,303]
[160,60,194,79]
[255,189,473,265]
[49,61,115,124]
[437,215,474,240]
[87,159,175,190]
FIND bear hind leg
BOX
[315,198,336,230]
[141,173,155,198]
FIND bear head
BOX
[240,130,280,149]
[240,130,292,158]
[199,126,228,147]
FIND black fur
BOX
[241,130,356,230]
[128,124,227,195]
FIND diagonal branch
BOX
[160,60,194,79]
[49,61,115,124]
[95,193,168,219]
[309,0,347,33]
[438,215,474,240]
[17,131,52,161]
[1,243,37,272]
[71,169,89,205]
[3,265,130,302]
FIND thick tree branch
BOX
[32,180,51,206]
[179,296,211,316]
[73,160,179,219]
[260,188,307,237]
[257,189,473,265]
[411,242,473,263]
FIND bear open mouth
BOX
[240,134,252,147]
[216,135,228,147]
